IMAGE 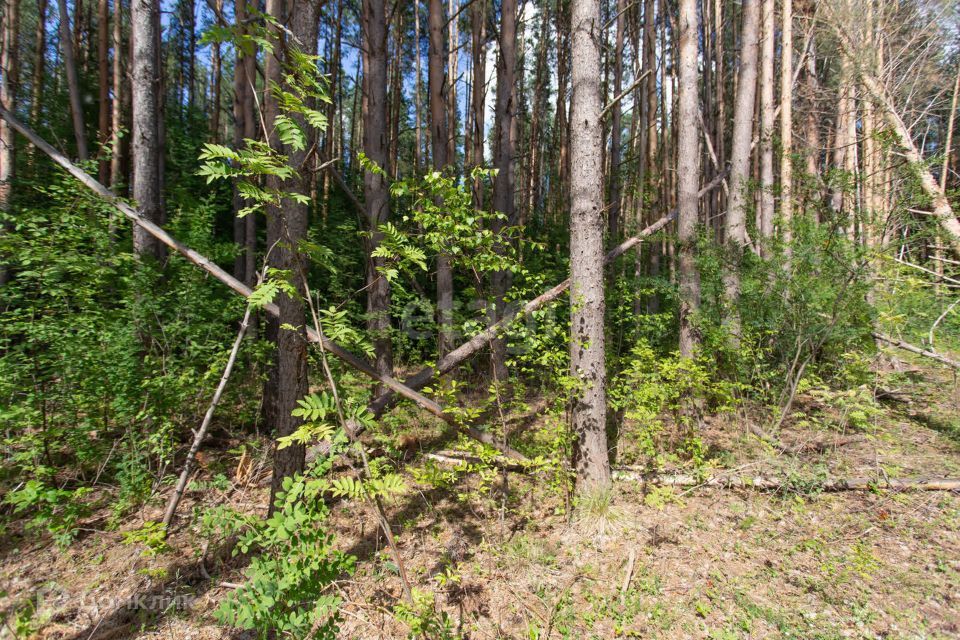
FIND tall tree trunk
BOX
[526,0,548,220]
[723,0,759,344]
[30,0,46,129]
[209,0,222,141]
[608,0,624,245]
[413,0,424,171]
[569,0,611,493]
[428,0,454,355]
[757,0,775,250]
[97,0,110,182]
[131,0,164,261]
[446,0,458,166]
[109,0,125,190]
[387,7,401,178]
[779,0,793,253]
[553,0,569,220]
[939,66,960,194]
[802,37,820,206]
[829,57,853,224]
[490,0,516,384]
[185,0,195,113]
[232,0,256,283]
[469,0,485,206]
[262,0,321,508]
[362,0,394,383]
[0,0,20,286]
[677,0,700,358]
[321,0,341,221]
[58,0,89,159]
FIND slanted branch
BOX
[873,332,960,370]
[0,105,527,462]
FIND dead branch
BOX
[873,332,960,370]
[0,105,527,462]
[162,304,253,533]
[612,471,960,492]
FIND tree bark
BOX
[489,0,517,385]
[758,0,775,249]
[0,0,19,285]
[469,0,485,205]
[109,0,126,191]
[723,0,759,344]
[30,0,45,131]
[262,0,321,509]
[607,0,624,245]
[131,0,165,261]
[779,0,793,252]
[233,0,249,282]
[677,0,700,358]
[58,0,89,159]
[361,0,394,383]
[569,0,611,493]
[97,0,111,182]
[428,0,454,355]
[413,0,424,171]
[208,0,222,141]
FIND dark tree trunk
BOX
[58,0,89,159]
[362,0,394,383]
[209,0,222,141]
[428,0,454,355]
[97,0,111,182]
[489,0,517,384]
[263,0,321,508]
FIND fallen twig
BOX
[873,332,960,370]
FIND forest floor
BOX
[2,358,960,640]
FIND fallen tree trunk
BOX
[424,451,959,492]
[612,471,960,492]
[873,332,960,370]
[0,105,527,462]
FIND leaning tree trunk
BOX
[827,9,960,256]
[569,0,611,493]
[722,0,759,345]
[262,0,322,510]
[131,0,165,262]
[677,0,701,358]
[489,0,517,385]
[361,0,394,383]
[58,0,89,160]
